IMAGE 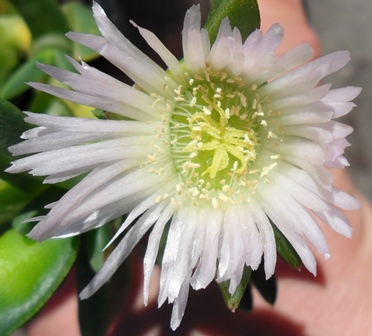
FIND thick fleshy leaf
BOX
[0,99,26,160]
[62,2,100,61]
[272,222,303,269]
[84,220,119,273]
[0,48,18,84]
[204,0,260,44]
[12,210,38,235]
[0,99,38,189]
[0,229,78,335]
[218,265,252,311]
[76,238,130,336]
[10,186,66,235]
[0,180,37,229]
[11,0,69,39]
[251,262,277,305]
[0,49,72,100]
[239,282,253,312]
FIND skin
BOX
[26,1,372,335]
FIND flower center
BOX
[166,67,271,207]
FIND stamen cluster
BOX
[164,68,276,208]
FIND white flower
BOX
[6,2,361,330]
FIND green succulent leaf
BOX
[85,224,115,273]
[0,48,18,84]
[238,281,253,312]
[251,262,277,305]
[0,229,78,335]
[0,99,26,160]
[10,186,66,236]
[11,210,38,235]
[76,239,131,336]
[0,180,37,230]
[204,0,260,44]
[10,0,69,39]
[272,222,303,269]
[218,265,252,311]
[0,48,72,100]
[0,99,39,190]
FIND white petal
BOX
[132,22,182,75]
[273,136,326,165]
[217,209,244,282]
[269,43,314,78]
[80,204,162,299]
[7,137,154,176]
[272,171,331,212]
[143,203,174,305]
[105,178,176,247]
[271,84,331,110]
[249,199,276,279]
[332,188,361,210]
[314,205,352,238]
[241,210,264,271]
[190,209,222,289]
[322,87,362,118]
[260,194,318,275]
[58,169,167,231]
[167,209,198,301]
[207,36,232,71]
[10,131,110,156]
[264,51,350,96]
[170,270,192,330]
[28,82,158,122]
[22,112,160,134]
[66,32,176,95]
[90,2,176,93]
[280,155,333,191]
[263,184,329,255]
[257,24,283,55]
[158,211,185,306]
[54,190,149,237]
[37,61,159,119]
[182,5,206,71]
[27,160,140,239]
[283,121,353,147]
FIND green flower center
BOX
[166,67,272,206]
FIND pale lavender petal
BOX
[322,87,362,118]
[314,205,352,237]
[80,204,163,299]
[264,51,350,96]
